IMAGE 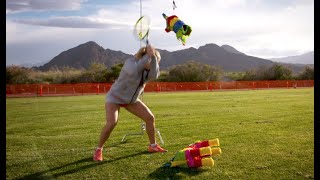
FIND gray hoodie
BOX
[106,54,160,104]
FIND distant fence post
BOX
[97,84,100,94]
[40,84,43,97]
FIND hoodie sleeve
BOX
[146,55,160,81]
[121,55,150,76]
[136,55,150,72]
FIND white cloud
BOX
[9,1,140,29]
[13,16,132,29]
[6,0,86,13]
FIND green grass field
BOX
[6,88,314,179]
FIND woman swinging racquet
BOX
[93,16,167,161]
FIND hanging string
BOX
[139,0,145,103]
[173,0,177,12]
[140,0,142,48]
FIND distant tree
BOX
[241,64,293,81]
[241,69,258,81]
[108,63,124,82]
[256,65,273,80]
[297,66,314,80]
[270,64,293,80]
[6,65,34,84]
[6,67,13,84]
[156,71,169,82]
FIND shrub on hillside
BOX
[224,72,246,81]
[78,63,109,83]
[167,61,223,82]
[41,67,83,84]
[241,64,293,81]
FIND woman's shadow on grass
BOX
[16,141,149,180]
[17,151,150,180]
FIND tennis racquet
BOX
[133,15,151,45]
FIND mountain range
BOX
[36,41,313,73]
[38,41,132,71]
[269,51,314,64]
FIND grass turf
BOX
[6,88,314,179]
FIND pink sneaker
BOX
[93,148,103,161]
[148,144,168,153]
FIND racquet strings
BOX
[134,16,150,41]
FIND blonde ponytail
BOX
[134,47,146,60]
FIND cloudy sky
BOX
[6,0,314,66]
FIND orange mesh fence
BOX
[6,80,314,97]
[6,84,39,96]
[144,82,211,92]
[38,83,112,95]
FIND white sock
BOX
[150,143,157,147]
[96,147,103,150]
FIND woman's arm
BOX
[121,55,150,76]
[146,56,160,81]
[136,54,150,72]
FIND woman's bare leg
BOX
[97,103,120,148]
[125,99,156,144]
